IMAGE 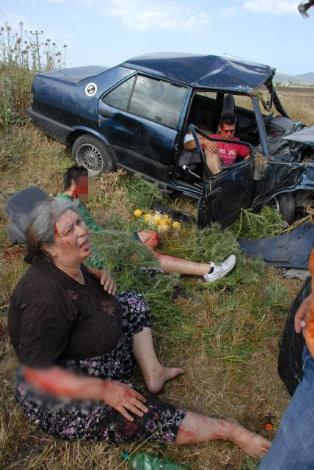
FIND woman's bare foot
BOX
[226,418,271,457]
[145,366,184,394]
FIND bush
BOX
[0,22,67,128]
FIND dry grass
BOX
[0,89,313,469]
[276,87,314,126]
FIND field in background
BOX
[0,81,314,469]
[276,86,314,125]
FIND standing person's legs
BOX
[258,347,314,470]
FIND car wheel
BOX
[72,134,116,176]
[274,193,296,224]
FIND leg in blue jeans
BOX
[258,347,314,470]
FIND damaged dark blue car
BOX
[29,53,314,228]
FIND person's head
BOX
[63,165,89,201]
[218,114,236,139]
[25,198,91,266]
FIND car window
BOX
[102,76,135,110]
[234,95,254,111]
[189,91,218,131]
[235,87,278,116]
[129,76,187,128]
[195,91,217,100]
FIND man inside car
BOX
[183,114,251,175]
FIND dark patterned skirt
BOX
[16,291,186,443]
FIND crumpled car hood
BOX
[283,126,314,147]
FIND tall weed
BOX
[0,22,67,128]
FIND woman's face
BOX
[48,209,91,266]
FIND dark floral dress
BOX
[15,291,186,443]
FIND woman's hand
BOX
[88,267,116,295]
[102,380,148,422]
[99,270,116,295]
[295,294,313,336]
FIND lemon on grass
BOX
[144,213,154,225]
[153,213,163,225]
[158,223,170,233]
[161,214,172,224]
[172,221,181,230]
[133,209,143,218]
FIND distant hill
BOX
[275,72,314,85]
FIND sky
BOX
[0,0,313,75]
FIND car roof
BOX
[121,52,275,93]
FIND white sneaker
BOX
[203,255,236,283]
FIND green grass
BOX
[0,120,304,470]
[232,207,284,239]
[1,53,312,468]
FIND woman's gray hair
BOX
[25,197,79,264]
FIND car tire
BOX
[72,134,116,176]
[275,193,296,224]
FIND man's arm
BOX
[184,133,218,153]
[202,139,218,153]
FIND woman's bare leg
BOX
[133,327,184,394]
[176,412,271,457]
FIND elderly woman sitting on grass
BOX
[8,198,270,456]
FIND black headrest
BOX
[222,94,235,116]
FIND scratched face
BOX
[219,123,236,139]
[52,209,91,266]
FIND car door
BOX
[198,158,256,228]
[98,74,189,183]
